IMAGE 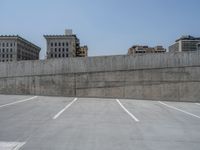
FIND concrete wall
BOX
[0,51,200,102]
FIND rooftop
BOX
[0,35,41,50]
[176,35,200,42]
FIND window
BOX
[66,48,68,52]
[55,48,57,52]
[6,43,8,47]
[66,42,68,46]
[62,42,64,46]
[55,54,57,58]
[63,48,65,52]
[10,48,12,52]
[59,43,61,46]
[66,54,68,57]
[197,44,200,50]
[59,48,61,52]
[55,43,57,46]
[10,43,12,47]
[51,54,53,58]
[10,54,12,58]
[2,43,5,47]
[51,43,53,47]
[59,54,61,57]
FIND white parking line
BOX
[159,101,200,119]
[196,103,200,106]
[0,141,26,150]
[0,96,38,109]
[116,99,139,122]
[53,98,78,120]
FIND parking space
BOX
[0,95,200,150]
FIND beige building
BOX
[169,35,200,52]
[44,29,88,59]
[0,35,40,62]
[128,45,166,55]
[77,45,88,57]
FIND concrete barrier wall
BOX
[0,51,200,102]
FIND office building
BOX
[0,35,40,62]
[128,45,166,55]
[169,35,200,52]
[44,29,88,59]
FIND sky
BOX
[0,0,200,59]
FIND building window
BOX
[10,48,12,52]
[51,43,53,47]
[62,42,64,46]
[51,54,53,58]
[59,43,61,46]
[66,48,68,52]
[55,54,57,58]
[10,54,12,58]
[59,54,61,57]
[66,54,68,57]
[6,43,9,47]
[55,43,57,47]
[10,43,12,47]
[66,42,68,46]
[55,48,57,52]
[197,44,200,50]
[62,54,65,57]
[2,43,5,47]
[63,48,65,52]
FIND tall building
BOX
[44,29,88,59]
[128,45,166,55]
[169,35,200,52]
[0,35,40,62]
[77,45,88,57]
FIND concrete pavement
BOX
[0,95,200,150]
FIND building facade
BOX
[77,45,88,57]
[0,35,40,62]
[169,35,200,52]
[44,30,88,59]
[128,45,166,55]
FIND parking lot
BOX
[0,95,200,150]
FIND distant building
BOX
[44,29,88,59]
[169,35,200,52]
[0,35,40,62]
[128,45,166,55]
[77,45,88,57]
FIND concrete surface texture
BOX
[0,95,200,150]
[0,51,200,102]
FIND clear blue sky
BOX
[0,0,200,59]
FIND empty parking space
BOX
[0,95,200,150]
[0,95,34,106]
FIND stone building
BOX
[169,35,200,52]
[0,35,40,62]
[128,45,166,55]
[77,45,88,57]
[44,29,88,59]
